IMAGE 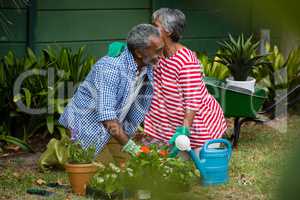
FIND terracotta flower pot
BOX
[65,163,97,196]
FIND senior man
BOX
[59,24,164,163]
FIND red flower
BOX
[140,146,150,154]
[159,150,168,157]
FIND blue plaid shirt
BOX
[58,48,153,154]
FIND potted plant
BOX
[64,131,97,196]
[216,34,269,92]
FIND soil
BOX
[0,132,52,170]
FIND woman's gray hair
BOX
[127,24,160,54]
[152,8,186,42]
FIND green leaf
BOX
[47,115,54,134]
[56,99,66,114]
[27,48,37,63]
[4,51,15,66]
[0,62,5,84]
[23,88,31,107]
[0,135,33,152]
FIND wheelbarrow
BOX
[203,77,267,147]
[203,76,300,147]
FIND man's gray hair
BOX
[127,24,160,54]
[152,8,186,42]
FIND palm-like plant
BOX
[197,51,230,81]
[216,34,269,81]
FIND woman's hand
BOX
[183,109,197,128]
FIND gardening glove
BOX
[122,139,140,156]
[107,42,126,57]
[168,126,191,158]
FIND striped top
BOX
[144,47,227,148]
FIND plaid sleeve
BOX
[94,63,120,122]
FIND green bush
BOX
[0,47,95,150]
[253,43,300,105]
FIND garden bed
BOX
[0,115,299,200]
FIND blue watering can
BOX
[174,135,232,186]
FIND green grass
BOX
[196,115,300,200]
[1,115,300,200]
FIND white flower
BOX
[126,167,133,172]
[112,174,117,179]
[109,163,121,173]
[96,177,104,183]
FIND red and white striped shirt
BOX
[144,47,227,148]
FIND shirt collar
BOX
[124,47,138,73]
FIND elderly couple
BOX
[59,8,227,163]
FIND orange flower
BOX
[140,146,150,154]
[159,150,168,157]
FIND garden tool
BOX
[168,126,191,158]
[174,135,232,185]
[26,188,54,197]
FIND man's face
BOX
[141,36,164,66]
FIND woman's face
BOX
[153,19,169,41]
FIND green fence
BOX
[0,0,281,57]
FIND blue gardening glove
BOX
[169,126,191,158]
[122,139,140,156]
[107,42,126,57]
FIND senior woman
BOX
[143,8,227,153]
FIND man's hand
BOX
[103,120,129,145]
[103,120,140,156]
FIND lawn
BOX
[1,114,299,200]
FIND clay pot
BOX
[65,163,97,196]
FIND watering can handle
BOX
[203,139,232,159]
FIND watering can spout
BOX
[188,150,206,176]
[173,135,207,176]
